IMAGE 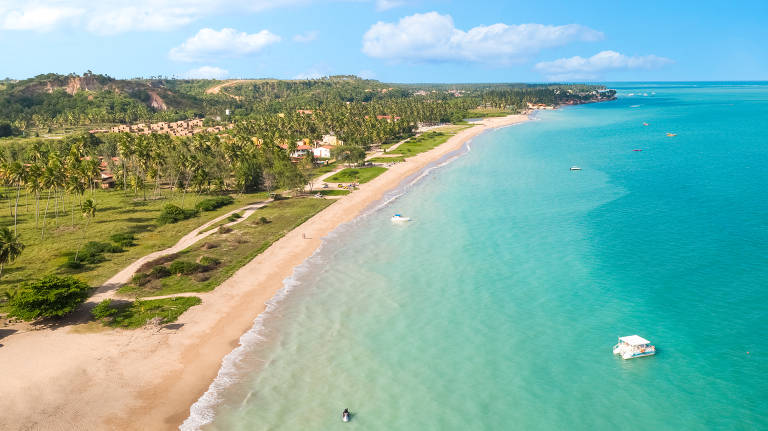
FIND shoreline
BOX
[0,113,531,431]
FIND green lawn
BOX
[117,197,334,297]
[386,126,472,158]
[325,167,387,184]
[467,108,516,118]
[0,187,266,298]
[368,156,406,163]
[315,189,350,196]
[107,296,202,329]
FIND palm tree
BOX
[73,198,96,263]
[0,227,25,279]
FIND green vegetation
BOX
[118,197,333,297]
[325,167,387,184]
[91,298,118,320]
[5,275,90,320]
[0,188,261,299]
[157,204,199,225]
[467,108,515,118]
[388,131,454,157]
[195,196,235,212]
[107,297,202,329]
[368,156,406,163]
[316,189,350,196]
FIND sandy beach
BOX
[0,114,530,431]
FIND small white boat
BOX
[570,166,582,171]
[613,335,656,359]
[342,410,351,422]
[391,214,410,223]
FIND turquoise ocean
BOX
[184,83,768,430]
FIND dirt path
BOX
[92,200,270,301]
[204,80,258,100]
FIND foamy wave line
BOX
[179,256,322,431]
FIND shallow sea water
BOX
[186,83,768,431]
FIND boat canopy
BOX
[619,335,651,345]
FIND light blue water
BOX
[188,83,768,430]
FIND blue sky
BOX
[1,0,766,82]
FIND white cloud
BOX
[185,66,229,79]
[362,12,603,64]
[0,0,307,34]
[293,30,318,43]
[1,6,84,30]
[376,0,404,11]
[170,28,281,62]
[535,50,673,81]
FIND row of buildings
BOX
[89,119,233,137]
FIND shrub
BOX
[218,226,233,234]
[91,299,118,320]
[132,272,149,286]
[83,241,123,255]
[195,196,234,212]
[169,260,203,275]
[149,265,171,279]
[157,204,198,225]
[110,232,136,247]
[7,275,91,321]
[198,256,221,267]
[255,216,270,225]
[227,213,242,222]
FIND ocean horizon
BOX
[186,82,768,430]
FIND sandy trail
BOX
[204,80,257,100]
[0,114,530,431]
[93,200,268,301]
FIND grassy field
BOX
[117,197,334,297]
[0,187,266,298]
[325,167,387,184]
[368,156,406,163]
[315,189,350,196]
[386,127,471,158]
[107,296,202,329]
[467,108,516,118]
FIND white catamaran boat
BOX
[391,214,410,223]
[570,166,582,171]
[613,335,656,359]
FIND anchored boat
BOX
[391,214,410,223]
[570,166,582,171]
[613,335,656,359]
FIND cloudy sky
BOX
[0,0,766,82]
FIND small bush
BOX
[255,216,270,225]
[149,265,171,279]
[132,272,149,286]
[201,242,218,250]
[169,260,203,275]
[91,299,118,320]
[218,226,233,234]
[198,256,221,267]
[195,196,234,212]
[83,241,123,255]
[7,275,91,321]
[110,232,136,247]
[157,204,198,225]
[227,213,242,222]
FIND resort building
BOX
[313,146,333,159]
